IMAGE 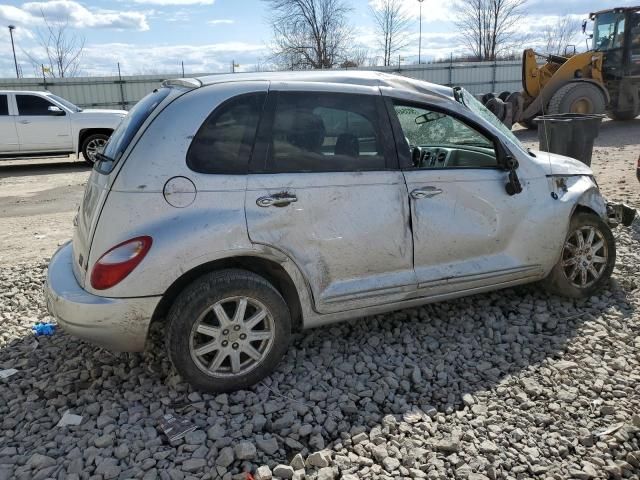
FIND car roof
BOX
[183,70,455,100]
[0,90,51,95]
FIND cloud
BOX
[133,0,214,5]
[4,1,149,31]
[76,41,267,76]
[207,19,234,25]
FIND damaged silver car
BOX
[45,71,635,392]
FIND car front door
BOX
[0,94,19,153]
[389,99,550,296]
[245,86,416,314]
[15,94,72,151]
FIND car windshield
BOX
[48,94,82,112]
[95,87,171,174]
[457,88,522,146]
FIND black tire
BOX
[543,213,616,298]
[498,91,511,102]
[607,109,639,121]
[166,269,291,392]
[485,98,506,121]
[547,83,606,115]
[81,133,109,165]
[481,92,495,104]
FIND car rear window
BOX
[96,87,171,174]
[187,93,266,174]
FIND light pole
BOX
[8,25,19,78]
[417,0,424,64]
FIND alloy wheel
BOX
[85,138,107,162]
[189,296,275,377]
[561,225,608,288]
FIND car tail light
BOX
[90,236,152,290]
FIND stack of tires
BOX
[480,91,523,129]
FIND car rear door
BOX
[245,84,416,314]
[0,93,19,153]
[387,97,550,295]
[14,93,71,151]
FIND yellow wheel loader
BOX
[482,6,640,128]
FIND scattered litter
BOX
[594,423,624,437]
[158,413,197,442]
[32,322,56,336]
[57,411,83,427]
[0,368,18,379]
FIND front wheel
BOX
[81,133,109,165]
[166,269,291,392]
[543,213,616,298]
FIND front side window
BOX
[0,95,8,116]
[264,92,389,173]
[393,101,498,169]
[16,95,58,116]
[187,93,266,174]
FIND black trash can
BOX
[533,113,605,166]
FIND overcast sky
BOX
[0,0,634,78]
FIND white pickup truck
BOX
[0,90,127,164]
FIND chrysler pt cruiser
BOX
[45,71,633,392]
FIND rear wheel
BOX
[81,133,109,165]
[547,83,606,115]
[166,269,291,392]
[543,213,615,298]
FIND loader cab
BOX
[592,7,640,79]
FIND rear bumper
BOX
[45,242,161,352]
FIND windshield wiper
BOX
[94,152,114,163]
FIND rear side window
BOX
[16,95,56,115]
[187,93,266,174]
[256,92,391,173]
[99,88,171,171]
[0,95,7,115]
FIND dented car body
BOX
[45,71,634,392]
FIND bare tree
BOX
[24,11,85,77]
[542,15,580,55]
[262,0,352,69]
[370,0,411,67]
[454,0,527,61]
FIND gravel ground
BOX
[1,226,639,480]
[1,123,640,480]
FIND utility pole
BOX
[417,0,424,64]
[8,25,19,78]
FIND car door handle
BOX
[256,194,298,208]
[410,186,443,199]
[18,120,31,125]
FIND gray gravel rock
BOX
[2,224,640,480]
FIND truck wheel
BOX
[81,133,109,165]
[547,83,606,115]
[166,269,291,393]
[543,212,615,298]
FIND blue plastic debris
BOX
[32,322,56,336]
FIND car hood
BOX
[528,150,593,176]
[79,109,127,116]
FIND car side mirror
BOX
[504,155,522,196]
[48,105,65,116]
